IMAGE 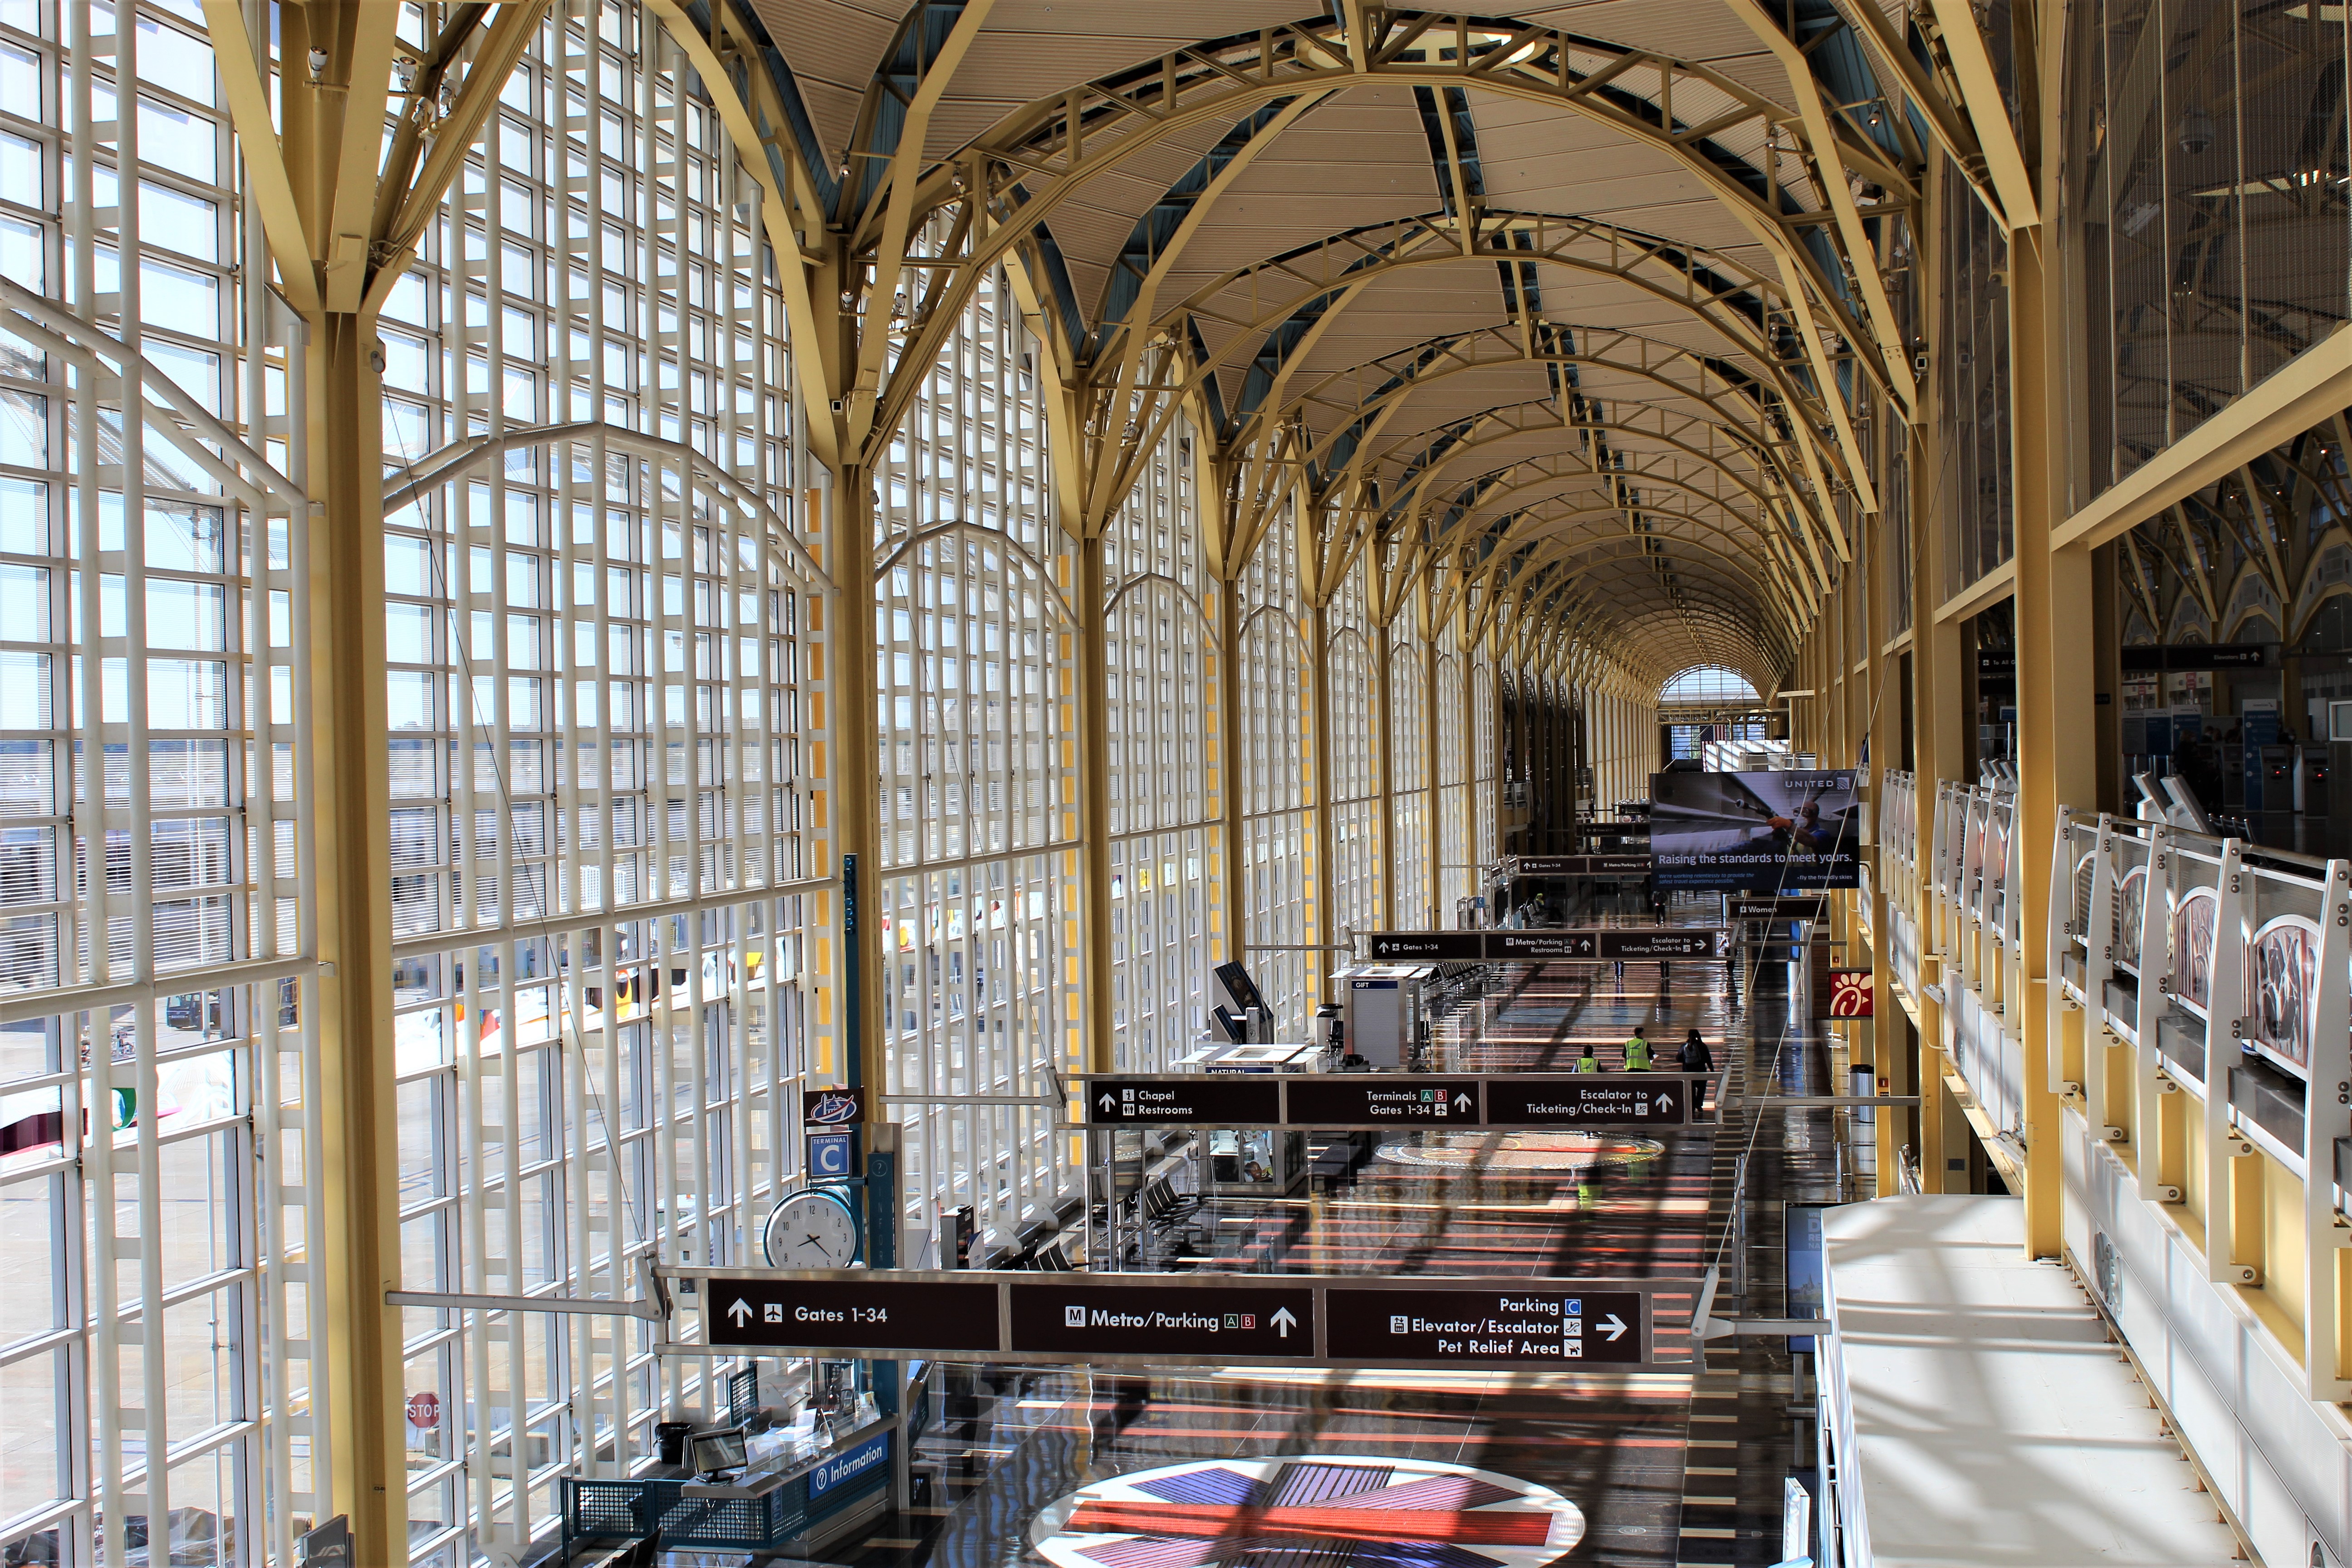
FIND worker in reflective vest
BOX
[1573,1041,1599,1072]
[1623,1028,1653,1070]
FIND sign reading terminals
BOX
[1074,1072,1691,1128]
[691,1269,1661,1368]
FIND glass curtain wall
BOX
[1325,555,1383,948]
[871,258,1077,1262]
[1386,611,1432,928]
[1940,162,2015,598]
[0,3,316,1565]
[1102,417,1215,1072]
[1238,504,1310,1033]
[2063,0,2351,500]
[376,5,826,1563]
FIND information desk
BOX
[561,1417,895,1558]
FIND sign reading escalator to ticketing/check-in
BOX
[1365,928,1728,962]
[1484,1077,1685,1127]
[1325,1287,1646,1365]
[1006,1282,1315,1357]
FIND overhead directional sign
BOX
[705,1277,1000,1352]
[1323,1285,1646,1366]
[1283,1077,1482,1126]
[1006,1281,1315,1357]
[1072,1072,1698,1129]
[1365,929,1727,962]
[1506,855,1655,877]
[683,1269,1668,1367]
[1483,1077,1686,1127]
[1083,1077,1282,1126]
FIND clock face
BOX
[764,1188,861,1269]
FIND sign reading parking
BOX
[1325,1287,1646,1365]
[1070,1073,1696,1129]
[1007,1282,1315,1357]
[686,1269,1667,1368]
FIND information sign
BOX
[1007,1282,1315,1357]
[704,1276,1000,1352]
[1363,928,1727,962]
[1283,1077,1480,1125]
[1483,1077,1685,1126]
[1324,1286,1646,1366]
[684,1269,1671,1368]
[1069,1073,1697,1129]
[1509,855,1654,877]
[1083,1076,1282,1125]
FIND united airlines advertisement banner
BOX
[1648,769,1862,892]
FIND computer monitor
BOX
[691,1427,748,1475]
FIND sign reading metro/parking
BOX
[687,1269,1662,1368]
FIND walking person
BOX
[1623,1025,1652,1071]
[1574,1040,1599,1072]
[1678,1028,1715,1106]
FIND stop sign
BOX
[406,1391,440,1430]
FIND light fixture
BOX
[307,46,329,84]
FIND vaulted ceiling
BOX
[706,0,2020,696]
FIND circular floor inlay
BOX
[1030,1454,1586,1568]
[1372,1131,1664,1173]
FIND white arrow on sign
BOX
[1597,1313,1627,1342]
[1452,1092,1473,1114]
[727,1298,753,1327]
[1271,1307,1297,1338]
[1098,1092,1117,1114]
[1655,1092,1675,1113]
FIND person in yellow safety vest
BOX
[1623,1027,1653,1070]
[1573,1041,1599,1072]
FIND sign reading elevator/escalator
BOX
[1326,1287,1646,1365]
[703,1276,1001,1353]
[1088,1076,1284,1126]
[1008,1282,1317,1359]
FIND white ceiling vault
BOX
[690,0,2022,694]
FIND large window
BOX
[0,2,319,1564]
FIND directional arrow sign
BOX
[1006,1282,1315,1359]
[1076,1077,1284,1126]
[1483,1076,1687,1127]
[1283,1077,1483,1127]
[702,1277,1002,1353]
[1324,1286,1647,1366]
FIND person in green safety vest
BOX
[1573,1041,1599,1072]
[1623,1026,1653,1070]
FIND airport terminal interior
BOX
[15,0,2352,1563]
